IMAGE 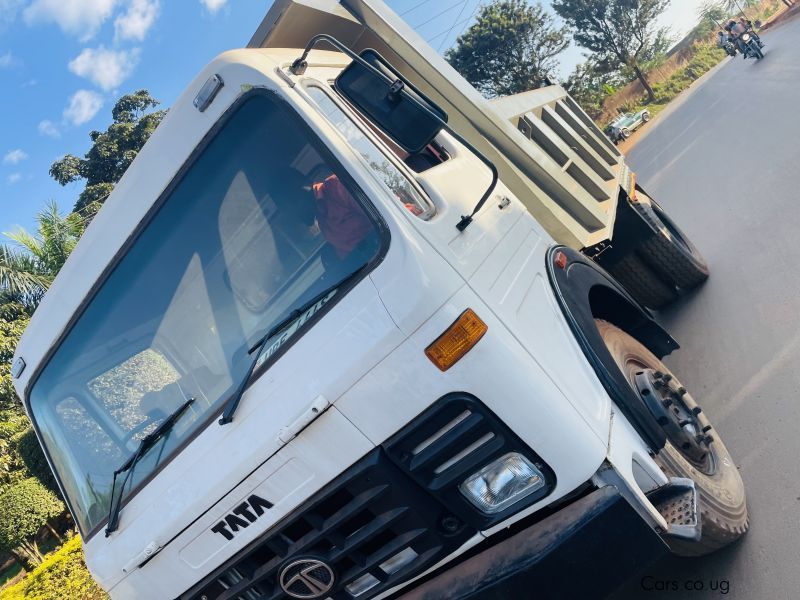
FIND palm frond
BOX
[0,246,51,307]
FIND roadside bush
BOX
[0,412,29,491]
[0,478,64,569]
[10,429,59,496]
[636,44,726,112]
[0,536,107,600]
[0,306,29,414]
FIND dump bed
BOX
[250,0,626,249]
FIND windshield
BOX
[28,91,384,536]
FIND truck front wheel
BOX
[596,320,749,556]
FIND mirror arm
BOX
[289,35,498,232]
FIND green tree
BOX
[696,2,730,37]
[0,410,28,490]
[446,0,569,97]
[0,202,84,309]
[564,58,626,118]
[0,248,50,309]
[0,303,29,413]
[553,0,671,102]
[49,90,166,216]
[11,429,59,496]
[0,478,65,569]
[719,0,759,18]
[623,27,674,76]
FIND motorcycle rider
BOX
[728,18,763,56]
[728,20,747,54]
[717,30,736,56]
[739,17,764,47]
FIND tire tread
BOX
[637,203,709,289]
[608,253,677,309]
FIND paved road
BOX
[611,16,800,600]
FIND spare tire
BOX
[636,201,709,290]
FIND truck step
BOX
[646,477,702,542]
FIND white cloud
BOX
[200,0,227,14]
[115,0,159,41]
[68,46,139,91]
[63,90,104,126]
[3,149,28,165]
[7,173,22,184]
[38,120,61,138]
[0,51,15,68]
[24,0,118,41]
[0,0,25,28]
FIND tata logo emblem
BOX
[210,494,274,541]
[279,558,335,599]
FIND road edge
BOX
[619,55,732,152]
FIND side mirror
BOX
[335,49,448,154]
[290,35,496,232]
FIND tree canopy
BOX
[564,57,626,119]
[0,303,29,413]
[12,428,59,495]
[553,0,671,101]
[446,0,569,97]
[0,477,64,567]
[49,90,166,216]
[0,202,85,310]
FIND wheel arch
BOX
[547,245,676,450]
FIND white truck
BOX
[11,1,745,599]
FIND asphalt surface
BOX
[610,16,800,600]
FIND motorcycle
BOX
[722,40,738,57]
[739,30,765,59]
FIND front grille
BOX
[184,450,476,600]
[184,395,554,600]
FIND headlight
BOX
[459,452,545,514]
[742,33,751,42]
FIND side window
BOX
[304,85,435,220]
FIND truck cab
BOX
[11,2,747,599]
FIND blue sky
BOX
[0,0,704,236]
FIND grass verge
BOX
[605,43,727,128]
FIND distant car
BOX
[608,109,651,144]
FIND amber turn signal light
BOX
[425,309,488,372]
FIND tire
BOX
[753,45,764,59]
[636,200,710,289]
[607,253,677,309]
[642,112,651,122]
[621,128,631,139]
[596,320,749,556]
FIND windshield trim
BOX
[24,88,390,540]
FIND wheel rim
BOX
[653,205,693,253]
[637,370,716,472]
[621,356,718,476]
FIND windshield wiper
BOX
[105,397,195,537]
[218,265,368,426]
